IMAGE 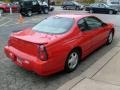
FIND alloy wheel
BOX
[68,52,78,69]
[65,50,80,72]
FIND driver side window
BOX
[99,4,106,8]
[67,2,74,5]
[85,17,103,30]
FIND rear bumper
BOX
[4,46,63,76]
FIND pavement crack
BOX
[70,77,86,90]
[90,49,120,79]
[90,78,120,87]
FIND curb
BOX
[57,47,120,90]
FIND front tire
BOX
[65,49,80,72]
[63,6,67,10]
[43,8,49,14]
[109,10,113,14]
[89,9,93,13]
[27,10,32,17]
[76,6,80,10]
[106,32,114,45]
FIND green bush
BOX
[1,0,16,2]
[83,0,95,4]
[55,0,64,5]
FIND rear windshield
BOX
[32,17,74,34]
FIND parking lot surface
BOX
[0,7,120,90]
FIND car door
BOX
[67,2,75,10]
[77,18,95,58]
[84,16,108,50]
[99,3,108,13]
[32,0,40,12]
[91,4,100,13]
[71,2,76,9]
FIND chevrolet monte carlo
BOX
[4,14,115,76]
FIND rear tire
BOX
[116,11,119,15]
[65,49,80,73]
[38,11,41,14]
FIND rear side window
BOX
[99,4,106,8]
[64,2,73,5]
[90,3,99,7]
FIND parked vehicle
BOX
[62,1,84,10]
[105,0,120,11]
[0,2,19,14]
[0,1,4,4]
[4,14,115,76]
[85,3,118,14]
[19,0,54,17]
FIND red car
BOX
[0,3,19,13]
[4,14,114,76]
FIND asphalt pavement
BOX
[0,7,120,90]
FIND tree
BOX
[82,0,95,3]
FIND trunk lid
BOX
[9,28,61,56]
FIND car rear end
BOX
[4,35,53,76]
[4,16,75,76]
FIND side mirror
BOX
[80,26,86,31]
[102,23,107,27]
[78,24,86,31]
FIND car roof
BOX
[55,14,92,19]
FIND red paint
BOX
[4,14,114,76]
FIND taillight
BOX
[38,45,48,61]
